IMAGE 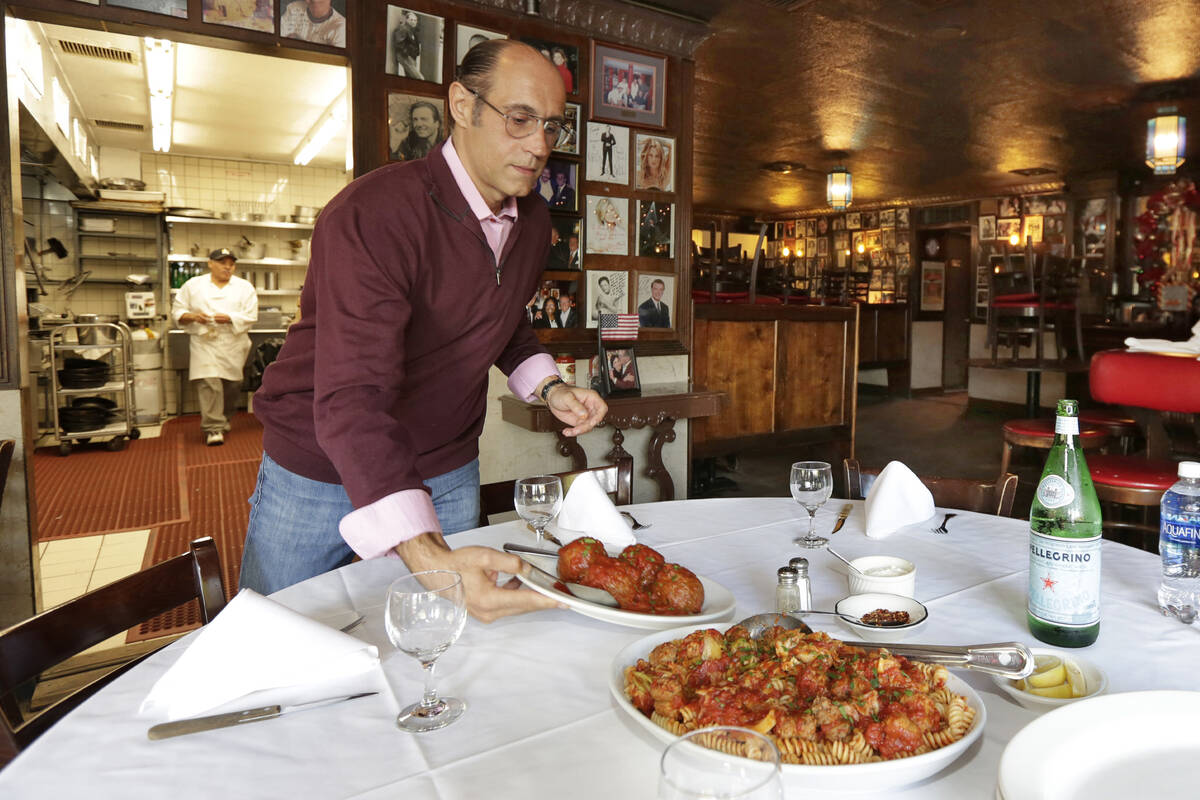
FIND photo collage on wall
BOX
[777,207,910,303]
[974,194,1070,316]
[114,1,347,45]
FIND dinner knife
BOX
[147,692,377,741]
[830,504,853,534]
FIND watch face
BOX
[924,237,941,257]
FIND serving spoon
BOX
[502,542,619,608]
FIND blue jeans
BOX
[239,453,480,595]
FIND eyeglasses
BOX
[468,88,573,149]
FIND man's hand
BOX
[395,533,563,622]
[178,312,210,324]
[211,313,232,324]
[546,384,607,436]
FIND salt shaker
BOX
[776,566,801,613]
[788,557,813,611]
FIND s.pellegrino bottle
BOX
[1158,461,1200,615]
[1027,399,1102,647]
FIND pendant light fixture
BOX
[1146,108,1186,175]
[827,166,852,210]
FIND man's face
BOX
[541,167,551,183]
[403,11,418,27]
[555,171,567,186]
[568,235,578,250]
[208,257,236,282]
[449,47,565,210]
[561,296,572,310]
[411,107,438,140]
[651,281,664,301]
[598,278,610,295]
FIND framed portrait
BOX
[896,207,910,228]
[1078,198,1108,256]
[834,231,848,251]
[455,24,505,66]
[547,217,581,271]
[521,37,579,95]
[865,230,881,249]
[880,209,896,228]
[836,248,848,269]
[1044,215,1067,244]
[586,269,628,328]
[807,219,818,237]
[634,133,675,192]
[636,200,673,258]
[585,122,630,184]
[783,220,797,238]
[817,217,829,235]
[996,218,1021,241]
[528,278,581,329]
[584,195,629,256]
[852,231,864,252]
[600,345,641,396]
[920,262,945,312]
[635,272,675,329]
[846,212,861,230]
[555,102,581,155]
[881,228,896,250]
[861,211,878,230]
[806,238,818,260]
[1023,214,1044,244]
[387,93,446,162]
[534,157,577,212]
[278,0,343,44]
[896,238,910,254]
[817,237,829,257]
[979,214,996,241]
[774,222,784,239]
[591,42,667,128]
[832,215,845,231]
[998,196,1022,217]
[897,252,911,270]
[114,0,186,17]
[385,7,444,83]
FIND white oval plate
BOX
[609,623,987,791]
[997,691,1200,800]
[516,567,735,631]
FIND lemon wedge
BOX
[1027,656,1066,688]
[1026,682,1073,698]
[1064,659,1088,698]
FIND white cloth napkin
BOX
[1125,320,1200,356]
[140,589,383,721]
[863,460,936,539]
[554,470,636,548]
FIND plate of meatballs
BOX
[515,537,736,630]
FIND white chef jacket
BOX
[171,274,258,382]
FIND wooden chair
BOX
[987,251,1085,363]
[843,458,1019,517]
[999,418,1109,478]
[0,537,226,754]
[478,460,634,527]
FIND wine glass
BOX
[514,475,564,544]
[658,726,783,800]
[791,460,833,549]
[384,570,468,733]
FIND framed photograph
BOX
[534,158,577,212]
[585,122,630,185]
[774,222,784,239]
[636,200,673,258]
[807,219,818,237]
[806,238,818,260]
[555,102,581,155]
[600,345,641,395]
[547,217,581,271]
[634,133,674,192]
[833,231,848,251]
[896,238,910,254]
[635,272,675,329]
[832,215,845,231]
[846,212,861,230]
[586,269,628,327]
[979,214,996,241]
[591,42,667,128]
[783,220,797,238]
[896,207,910,228]
[455,24,505,66]
[386,7,444,83]
[817,237,829,257]
[836,248,848,269]
[1023,214,1044,244]
[278,0,343,44]
[521,37,579,95]
[897,252,911,269]
[920,262,945,312]
[998,196,1022,217]
[527,278,581,329]
[584,195,629,256]
[817,217,829,235]
[114,0,187,17]
[1044,215,1067,244]
[861,211,878,230]
[865,230,881,249]
[881,228,896,249]
[387,93,446,162]
[880,209,896,228]
[1078,198,1108,256]
[996,217,1022,241]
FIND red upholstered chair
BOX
[999,418,1109,479]
[987,252,1084,363]
[1084,453,1179,551]
[1079,407,1141,454]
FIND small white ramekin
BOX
[848,555,917,598]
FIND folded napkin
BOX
[1125,320,1200,356]
[140,589,383,721]
[863,460,936,539]
[554,470,637,548]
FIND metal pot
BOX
[287,238,311,261]
[235,236,267,260]
[75,314,120,345]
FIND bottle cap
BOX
[777,566,798,583]
[1179,461,1200,479]
[788,557,810,575]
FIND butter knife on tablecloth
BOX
[147,692,377,740]
[830,504,853,535]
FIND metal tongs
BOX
[842,640,1035,679]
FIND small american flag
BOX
[599,313,639,341]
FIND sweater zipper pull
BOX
[495,265,501,286]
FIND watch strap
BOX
[540,377,566,402]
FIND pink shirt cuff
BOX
[509,353,560,401]
[338,489,442,560]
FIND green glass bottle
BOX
[1027,399,1102,647]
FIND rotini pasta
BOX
[623,624,977,763]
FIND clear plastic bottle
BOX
[1158,461,1200,614]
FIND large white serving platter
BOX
[997,690,1200,800]
[609,623,987,792]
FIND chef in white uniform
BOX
[171,247,258,446]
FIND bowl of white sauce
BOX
[848,555,916,598]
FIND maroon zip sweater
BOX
[253,146,551,508]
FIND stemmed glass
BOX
[658,726,783,799]
[384,570,468,732]
[791,460,834,549]
[514,475,564,544]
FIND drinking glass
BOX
[384,570,468,732]
[514,475,564,544]
[791,460,833,548]
[658,726,783,800]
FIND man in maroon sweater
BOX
[241,40,607,621]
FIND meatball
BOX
[583,557,650,612]
[649,563,704,615]
[618,543,666,589]
[557,536,610,583]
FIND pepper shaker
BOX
[788,557,813,611]
[775,566,801,614]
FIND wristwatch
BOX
[540,377,566,402]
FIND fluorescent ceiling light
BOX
[51,77,69,136]
[143,38,175,153]
[294,88,348,166]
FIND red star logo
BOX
[1041,576,1057,591]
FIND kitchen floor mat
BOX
[173,412,264,468]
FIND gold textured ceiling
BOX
[676,0,1200,215]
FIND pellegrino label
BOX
[1036,475,1075,509]
[1028,531,1101,626]
[1054,415,1079,435]
[1162,518,1200,545]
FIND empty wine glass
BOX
[384,570,468,732]
[659,726,783,799]
[514,475,563,544]
[791,460,833,549]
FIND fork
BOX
[931,513,957,534]
[620,511,652,530]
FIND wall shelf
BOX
[165,215,315,231]
[167,254,306,267]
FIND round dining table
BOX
[0,497,1192,799]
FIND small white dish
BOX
[991,647,1107,711]
[848,555,917,597]
[833,592,928,641]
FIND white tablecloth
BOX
[1,498,1192,798]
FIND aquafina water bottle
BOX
[1158,461,1200,615]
